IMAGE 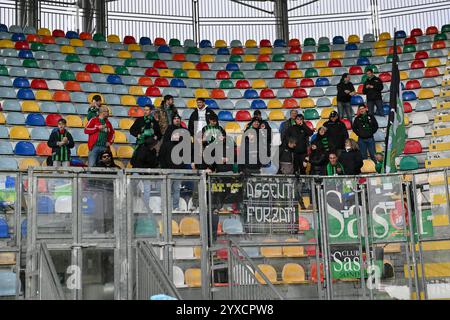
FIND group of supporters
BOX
[46,68,386,176]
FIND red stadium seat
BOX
[328,59,342,67]
[138,77,153,86]
[85,63,100,73]
[403,37,417,45]
[284,62,298,70]
[46,114,62,127]
[216,71,230,79]
[349,66,363,75]
[36,142,52,156]
[432,40,446,49]
[424,67,440,78]
[145,68,159,77]
[289,46,302,54]
[123,35,136,44]
[283,98,298,109]
[403,140,422,154]
[275,70,289,79]
[79,32,92,40]
[341,119,352,130]
[415,51,429,60]
[288,39,300,47]
[154,78,169,87]
[153,60,167,69]
[405,80,421,90]
[305,120,314,131]
[379,72,391,82]
[53,91,71,102]
[300,78,314,87]
[284,79,298,88]
[260,88,275,99]
[146,87,162,96]
[30,79,48,90]
[231,47,244,55]
[388,46,402,54]
[292,88,308,98]
[15,41,29,50]
[195,62,210,71]
[235,80,250,89]
[76,72,92,82]
[211,89,226,99]
[410,28,423,37]
[301,53,314,61]
[172,53,186,61]
[258,54,271,62]
[52,29,65,37]
[128,106,144,117]
[403,102,412,113]
[260,39,271,47]
[411,60,425,69]
[41,35,56,44]
[357,84,364,94]
[65,81,81,91]
[235,110,252,121]
[426,26,439,35]
[154,37,166,46]
[26,34,41,43]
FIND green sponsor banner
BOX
[331,245,383,279]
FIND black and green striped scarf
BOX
[95,118,107,147]
[52,130,70,162]
[327,162,345,176]
[320,136,330,152]
[205,124,222,144]
[137,115,155,145]
[360,113,371,134]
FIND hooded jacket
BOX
[284,123,313,154]
[352,112,379,139]
[324,117,349,151]
[337,75,356,103]
[339,149,363,175]
[363,75,384,101]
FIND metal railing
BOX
[135,240,181,300]
[38,242,65,300]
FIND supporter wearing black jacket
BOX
[352,104,379,161]
[284,114,313,174]
[280,109,298,141]
[278,138,296,175]
[362,69,384,116]
[324,111,349,153]
[188,98,217,137]
[308,141,327,175]
[336,73,356,120]
[339,139,364,175]
[159,114,189,169]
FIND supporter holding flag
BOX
[84,106,115,167]
[326,153,345,176]
[338,139,363,175]
[324,111,349,153]
[87,95,102,121]
[47,118,75,167]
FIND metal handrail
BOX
[136,240,182,300]
[39,243,65,300]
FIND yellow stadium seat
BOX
[437,101,450,109]
[332,96,337,106]
[289,70,304,78]
[70,39,84,47]
[302,196,311,209]
[119,119,134,130]
[109,145,117,158]
[282,239,305,257]
[320,108,335,119]
[114,160,125,169]
[374,41,387,49]
[259,47,272,55]
[361,159,376,173]
[224,122,241,134]
[200,55,214,63]
[418,89,435,100]
[187,70,201,78]
[269,110,285,121]
[182,62,196,70]
[243,55,257,62]
[100,65,115,74]
[215,39,227,48]
[66,115,83,128]
[427,58,442,68]
[300,98,315,108]
[374,48,388,56]
[153,97,162,107]
[117,50,132,59]
[194,246,201,259]
[261,239,282,257]
[179,217,200,236]
[10,126,30,139]
[185,268,201,287]
[348,34,360,43]
[128,44,141,51]
[376,144,384,153]
[114,131,128,143]
[313,60,327,68]
[400,71,408,80]
[187,99,197,109]
[107,34,121,43]
[0,113,5,124]
[35,90,52,101]
[19,158,40,171]
[282,263,307,284]
[159,69,174,77]
[0,39,14,48]
[194,88,209,98]
[379,32,391,41]
[117,146,134,159]
[159,219,180,235]
[21,101,40,112]
[349,131,358,142]
[245,39,257,48]
[315,119,326,129]
[319,68,334,77]
[255,264,279,284]
[121,95,136,106]
[252,79,267,89]
[330,51,344,59]
[77,144,89,157]
[60,45,75,54]
[128,86,144,96]
[37,28,51,36]
[404,115,409,126]
[267,99,282,109]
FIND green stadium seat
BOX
[399,156,419,171]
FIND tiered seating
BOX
[0,24,448,169]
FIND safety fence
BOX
[37,242,65,300]
[1,167,450,299]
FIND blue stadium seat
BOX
[402,91,417,101]
[170,78,186,88]
[199,40,212,48]
[26,113,46,126]
[315,77,330,87]
[345,43,358,50]
[14,141,36,156]
[139,37,152,45]
[17,88,35,100]
[244,89,259,99]
[107,74,122,85]
[66,31,79,39]
[395,30,407,38]
[0,141,13,155]
[226,63,239,71]
[0,218,9,238]
[382,104,390,116]
[333,36,345,44]
[137,96,152,107]
[351,95,364,105]
[357,57,370,65]
[274,39,286,47]
[37,195,55,214]
[205,99,219,110]
[251,99,266,109]
[11,33,25,41]
[18,50,33,59]
[0,24,7,32]
[218,111,234,121]
[13,77,30,88]
[158,45,171,53]
[217,48,230,55]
